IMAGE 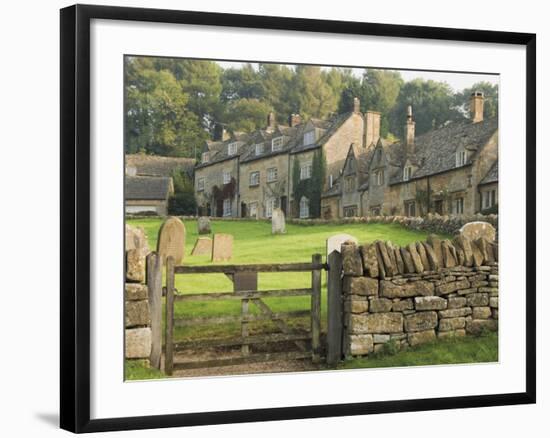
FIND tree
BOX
[224,98,273,132]
[294,66,339,119]
[258,63,298,123]
[168,169,197,215]
[124,57,207,157]
[221,64,264,102]
[389,79,460,138]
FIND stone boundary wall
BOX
[340,234,498,356]
[125,213,497,236]
[125,248,152,360]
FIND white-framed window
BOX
[201,152,210,163]
[228,142,238,155]
[403,166,413,181]
[272,136,284,151]
[299,196,310,218]
[249,171,260,187]
[300,163,313,180]
[482,190,497,209]
[249,202,258,218]
[329,174,333,188]
[454,197,464,215]
[267,167,278,182]
[223,198,232,217]
[223,170,231,185]
[197,177,205,192]
[265,197,277,218]
[303,130,315,146]
[255,143,264,156]
[374,169,384,186]
[456,149,467,167]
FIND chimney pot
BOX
[289,113,301,127]
[470,91,484,123]
[353,97,361,113]
[405,105,415,152]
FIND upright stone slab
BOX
[157,216,186,265]
[459,221,497,242]
[191,237,212,256]
[271,208,286,234]
[125,224,150,253]
[327,233,358,259]
[197,216,212,235]
[212,233,233,262]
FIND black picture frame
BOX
[60,4,536,433]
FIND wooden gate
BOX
[163,254,325,375]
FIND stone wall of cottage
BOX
[340,233,498,356]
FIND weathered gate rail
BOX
[163,254,326,375]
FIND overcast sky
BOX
[216,61,498,93]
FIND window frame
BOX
[197,177,205,192]
[222,170,231,185]
[222,198,232,217]
[403,166,412,181]
[303,130,315,146]
[255,143,264,156]
[456,149,467,167]
[267,167,278,183]
[201,151,210,163]
[265,197,277,218]
[300,163,313,180]
[249,171,260,187]
[271,136,284,152]
[299,196,310,219]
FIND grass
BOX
[340,332,498,369]
[125,360,165,380]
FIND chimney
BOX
[405,105,415,153]
[267,111,276,132]
[214,123,230,141]
[288,113,302,127]
[353,97,361,113]
[364,110,381,148]
[470,91,484,123]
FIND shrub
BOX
[168,192,197,215]
[481,204,498,215]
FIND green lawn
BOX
[340,331,498,369]
[127,218,450,341]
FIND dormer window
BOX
[228,142,237,155]
[272,136,283,151]
[255,143,264,156]
[201,152,210,163]
[456,149,467,167]
[403,166,413,181]
[303,130,315,146]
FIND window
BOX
[299,197,310,218]
[370,206,381,216]
[343,205,358,217]
[454,197,464,215]
[344,176,356,193]
[403,166,413,181]
[329,174,333,188]
[404,200,416,217]
[482,189,497,209]
[201,152,210,163]
[223,170,231,185]
[374,169,384,186]
[272,136,284,151]
[223,199,232,217]
[255,143,264,156]
[249,171,260,187]
[228,142,238,155]
[249,202,258,218]
[265,197,277,218]
[197,177,205,192]
[303,131,315,146]
[300,163,313,180]
[267,167,278,182]
[456,149,467,167]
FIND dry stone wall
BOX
[341,233,498,357]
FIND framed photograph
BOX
[60,4,536,433]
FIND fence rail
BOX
[163,255,324,375]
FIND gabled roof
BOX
[126,154,195,178]
[125,176,173,201]
[290,112,353,154]
[480,160,498,185]
[385,117,498,184]
[239,126,299,163]
[196,133,251,168]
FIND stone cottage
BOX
[125,175,174,215]
[321,92,498,218]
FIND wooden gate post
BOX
[327,250,344,366]
[146,252,163,370]
[164,256,175,376]
[311,254,322,364]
